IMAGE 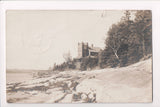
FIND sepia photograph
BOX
[6,10,152,103]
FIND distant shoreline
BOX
[6,69,50,73]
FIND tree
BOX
[105,11,132,62]
[121,10,131,22]
[134,10,152,57]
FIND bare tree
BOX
[105,23,124,62]
[63,51,72,62]
[106,33,121,61]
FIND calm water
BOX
[6,70,33,84]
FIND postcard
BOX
[6,10,152,103]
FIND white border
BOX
[0,1,160,107]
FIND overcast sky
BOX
[6,10,126,70]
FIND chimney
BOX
[91,44,93,48]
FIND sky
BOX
[6,10,126,70]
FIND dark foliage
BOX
[80,57,98,71]
[100,10,152,67]
[53,61,76,71]
[53,57,98,71]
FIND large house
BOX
[73,42,102,69]
[78,42,101,58]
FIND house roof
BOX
[89,47,101,52]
